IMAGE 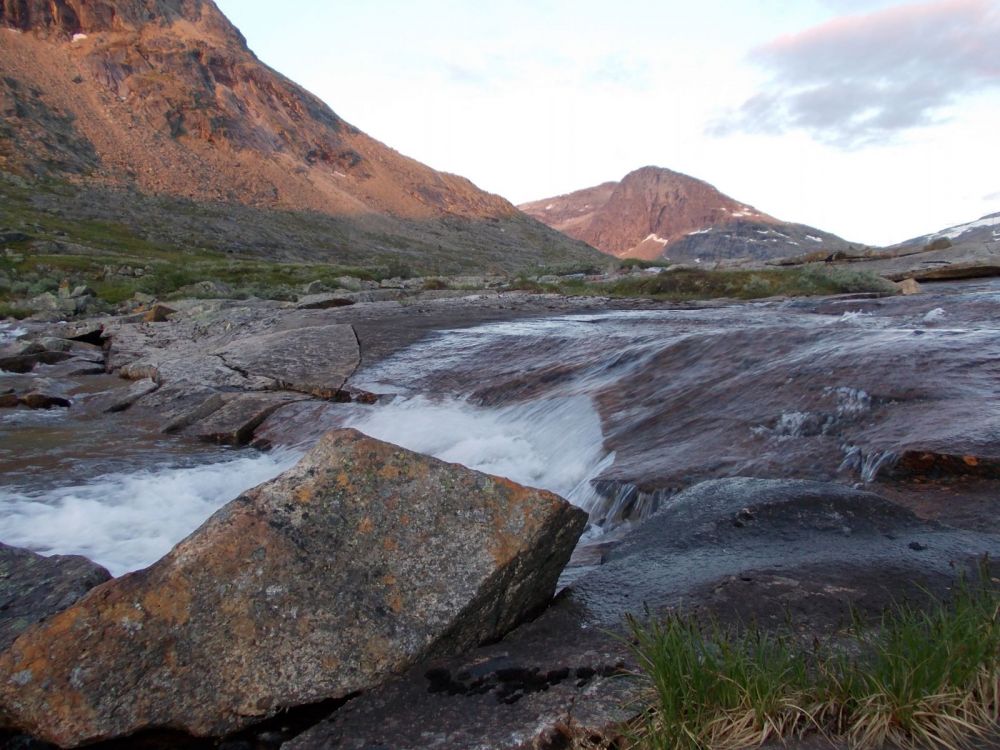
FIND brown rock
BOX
[143,304,176,323]
[896,278,922,295]
[0,429,587,746]
[18,392,71,409]
[0,392,18,408]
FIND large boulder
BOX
[0,544,111,653]
[0,429,586,747]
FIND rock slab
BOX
[0,429,587,747]
[215,324,359,399]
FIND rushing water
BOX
[2,279,1000,575]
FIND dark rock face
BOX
[290,478,1000,749]
[0,429,587,747]
[520,166,849,261]
[0,543,111,653]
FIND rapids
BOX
[2,279,999,574]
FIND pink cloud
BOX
[711,0,1000,146]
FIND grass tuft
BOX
[627,569,999,749]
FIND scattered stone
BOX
[896,278,922,295]
[175,280,234,297]
[294,293,355,310]
[143,304,177,323]
[70,285,95,299]
[0,429,587,746]
[0,544,111,653]
[132,292,156,305]
[36,337,73,353]
[301,280,325,295]
[18,392,71,409]
[191,392,304,445]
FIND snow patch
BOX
[686,228,712,236]
[931,214,1000,240]
[72,33,88,42]
[545,204,554,211]
[806,235,823,242]
[644,233,669,244]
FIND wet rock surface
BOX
[0,429,587,747]
[4,284,1000,748]
[290,478,1000,750]
[0,543,111,653]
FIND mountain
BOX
[520,166,850,263]
[0,0,601,272]
[889,212,1000,254]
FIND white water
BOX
[0,322,26,348]
[345,393,614,514]
[0,449,301,576]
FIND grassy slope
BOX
[0,172,605,307]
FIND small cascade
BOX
[0,448,301,576]
[344,394,614,513]
[840,445,900,483]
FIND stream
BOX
[2,278,999,576]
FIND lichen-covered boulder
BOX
[0,429,586,747]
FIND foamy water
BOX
[345,393,614,513]
[0,322,26,348]
[0,449,301,576]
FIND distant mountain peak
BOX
[520,167,848,263]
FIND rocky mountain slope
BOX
[0,0,600,271]
[891,212,1000,254]
[520,166,850,263]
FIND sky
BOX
[214,0,1000,246]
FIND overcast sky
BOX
[215,0,1000,246]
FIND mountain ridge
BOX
[0,0,602,272]
[520,166,850,263]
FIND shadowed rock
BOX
[191,392,304,445]
[0,429,587,747]
[0,544,110,653]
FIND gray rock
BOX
[0,543,111,653]
[101,378,160,413]
[0,429,587,746]
[191,392,305,445]
[301,280,325,295]
[214,324,359,399]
